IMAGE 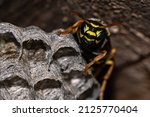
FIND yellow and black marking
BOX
[78,20,108,46]
[73,19,111,63]
[58,12,119,100]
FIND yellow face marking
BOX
[95,39,101,44]
[85,20,99,28]
[85,25,89,31]
[79,32,84,38]
[96,30,102,36]
[84,35,101,44]
[86,31,96,36]
[90,23,99,28]
[79,32,84,40]
[84,35,95,42]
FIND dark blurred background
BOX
[0,0,150,99]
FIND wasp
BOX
[59,12,120,100]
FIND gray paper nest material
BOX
[0,23,99,100]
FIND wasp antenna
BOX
[105,22,122,28]
[71,11,85,19]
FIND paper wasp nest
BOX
[0,23,99,100]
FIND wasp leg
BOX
[58,20,84,35]
[99,60,114,100]
[83,50,107,76]
[108,48,116,60]
[99,48,116,100]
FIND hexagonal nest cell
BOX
[0,23,99,100]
